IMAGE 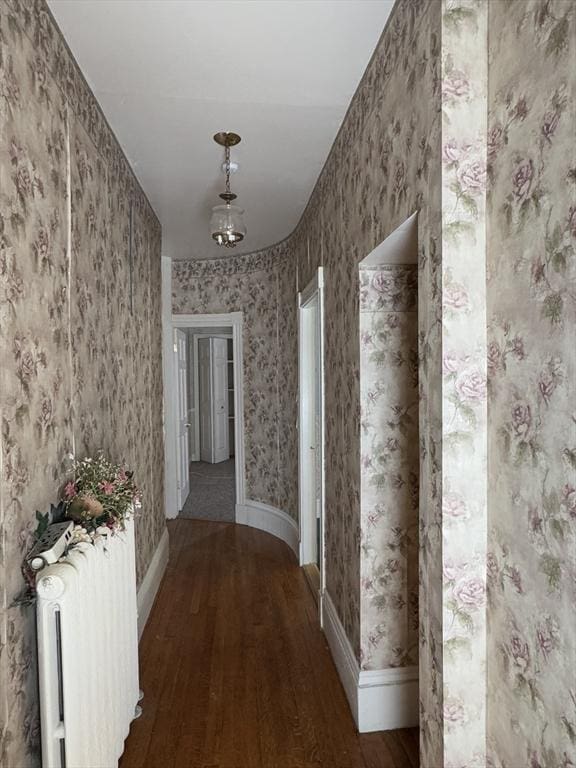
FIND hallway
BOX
[120,520,419,768]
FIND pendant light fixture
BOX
[210,131,247,248]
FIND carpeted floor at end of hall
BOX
[179,459,236,522]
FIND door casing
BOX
[165,312,245,520]
[298,267,326,625]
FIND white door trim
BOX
[165,312,245,519]
[298,267,326,624]
[175,328,191,509]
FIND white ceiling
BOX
[48,0,395,260]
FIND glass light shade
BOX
[210,203,246,247]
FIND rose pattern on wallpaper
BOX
[2,1,573,767]
[486,2,576,767]
[0,1,165,765]
[359,267,419,671]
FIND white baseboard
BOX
[137,527,169,640]
[236,499,299,558]
[323,593,419,732]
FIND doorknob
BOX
[184,423,191,428]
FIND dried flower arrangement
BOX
[19,453,141,603]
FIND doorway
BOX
[298,267,325,621]
[167,312,245,522]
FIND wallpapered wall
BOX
[0,1,165,765]
[486,1,576,766]
[172,246,298,522]
[359,266,419,672]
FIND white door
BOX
[199,339,212,463]
[175,329,190,510]
[212,337,230,463]
[199,337,230,464]
[300,297,320,567]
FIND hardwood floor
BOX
[120,519,419,768]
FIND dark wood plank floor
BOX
[120,519,419,768]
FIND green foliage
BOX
[543,292,563,324]
[445,635,472,659]
[447,599,474,632]
[562,716,576,745]
[546,14,569,57]
[443,6,477,31]
[444,220,475,241]
[445,430,474,449]
[62,453,139,532]
[539,553,562,591]
[563,447,576,470]
[35,510,50,540]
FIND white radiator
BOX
[36,517,140,768]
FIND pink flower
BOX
[360,331,373,349]
[442,139,460,165]
[64,481,77,499]
[509,566,523,595]
[487,123,504,160]
[443,560,461,582]
[442,70,470,99]
[487,341,501,375]
[454,576,485,610]
[372,273,396,296]
[513,97,528,122]
[456,368,487,402]
[443,492,468,519]
[562,485,576,519]
[457,160,487,196]
[99,480,115,495]
[536,617,559,659]
[444,282,469,311]
[443,353,459,375]
[538,370,557,403]
[511,335,525,360]
[117,469,128,482]
[510,635,530,672]
[512,158,534,202]
[511,403,531,438]
[443,698,465,723]
[486,552,499,582]
[542,110,560,140]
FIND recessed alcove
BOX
[357,212,419,724]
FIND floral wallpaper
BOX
[0,0,569,766]
[172,244,299,522]
[359,267,419,671]
[440,1,489,765]
[0,1,165,765]
[486,1,576,767]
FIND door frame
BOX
[175,328,191,511]
[165,312,245,519]
[298,267,326,623]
